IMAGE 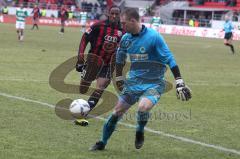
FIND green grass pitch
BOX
[0,23,240,159]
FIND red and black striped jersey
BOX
[59,8,68,21]
[78,20,124,66]
[32,7,40,18]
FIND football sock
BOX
[101,114,120,145]
[88,89,104,110]
[230,45,235,53]
[136,111,150,133]
[225,43,235,53]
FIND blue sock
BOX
[101,114,120,145]
[136,111,150,133]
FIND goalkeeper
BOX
[90,8,192,151]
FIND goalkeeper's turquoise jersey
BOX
[116,25,177,90]
[16,8,28,22]
[224,20,234,33]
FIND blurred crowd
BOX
[0,0,109,20]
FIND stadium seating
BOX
[15,0,76,10]
[159,0,240,10]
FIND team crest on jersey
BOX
[86,28,92,34]
[117,31,122,37]
[120,39,132,49]
[140,47,146,53]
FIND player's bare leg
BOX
[32,19,39,30]
[60,21,65,34]
[224,39,235,54]
[17,29,24,41]
[20,29,24,41]
[16,29,21,40]
[31,19,35,30]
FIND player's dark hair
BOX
[108,5,121,12]
[122,8,139,21]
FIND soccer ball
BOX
[69,99,90,116]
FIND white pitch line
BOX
[0,92,240,156]
[0,92,55,108]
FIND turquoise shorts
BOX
[119,82,165,106]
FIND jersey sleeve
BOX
[154,33,177,68]
[85,22,100,41]
[77,22,99,62]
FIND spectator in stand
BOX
[71,5,76,12]
[226,0,236,6]
[6,0,13,5]
[2,5,8,14]
[88,2,93,12]
[46,1,51,9]
[41,7,47,17]
[194,19,199,27]
[232,12,238,21]
[58,0,63,7]
[195,0,204,5]
[94,3,98,12]
[188,18,194,27]
[0,6,2,15]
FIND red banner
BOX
[0,15,97,27]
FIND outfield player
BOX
[150,16,162,31]
[75,6,124,126]
[16,4,28,41]
[90,8,192,151]
[31,4,40,30]
[223,15,235,54]
[59,5,68,34]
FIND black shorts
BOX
[97,65,112,79]
[224,32,233,40]
[82,65,112,82]
[33,17,39,21]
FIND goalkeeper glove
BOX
[176,78,192,101]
